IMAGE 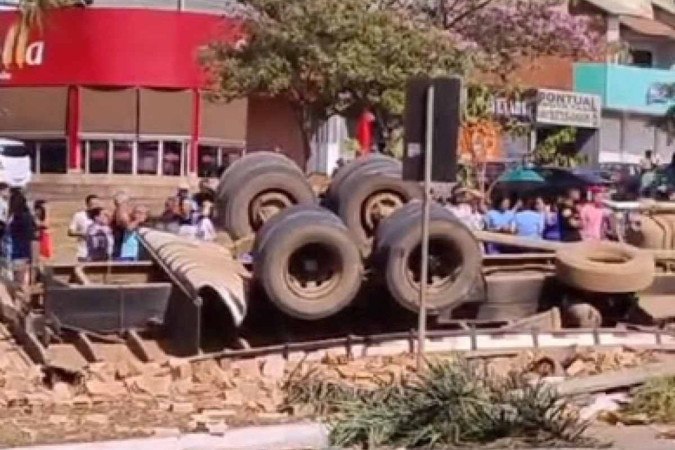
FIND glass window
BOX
[163,141,183,176]
[112,141,133,174]
[88,140,109,174]
[197,145,218,178]
[137,141,159,175]
[38,140,68,174]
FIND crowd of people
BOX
[67,180,217,263]
[444,186,611,254]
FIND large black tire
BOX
[218,164,316,239]
[373,202,482,313]
[254,207,363,320]
[326,154,400,205]
[217,151,301,200]
[254,204,343,255]
[334,174,422,257]
[555,242,654,293]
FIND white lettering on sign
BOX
[535,88,602,129]
[25,41,44,66]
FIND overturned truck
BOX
[2,154,672,367]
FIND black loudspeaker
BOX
[402,77,461,182]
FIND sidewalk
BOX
[8,422,675,450]
[8,423,329,450]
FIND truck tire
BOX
[326,154,400,205]
[254,207,363,320]
[373,204,482,313]
[218,165,316,239]
[217,151,301,200]
[335,173,422,257]
[254,204,343,256]
[555,242,654,293]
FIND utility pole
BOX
[416,83,434,371]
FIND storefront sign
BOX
[0,23,45,81]
[490,97,534,122]
[0,9,241,88]
[535,89,601,128]
[646,82,675,104]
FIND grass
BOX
[624,376,675,424]
[283,358,596,449]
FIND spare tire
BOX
[254,206,363,320]
[326,154,400,205]
[555,242,654,293]
[372,202,482,313]
[217,164,316,239]
[334,173,422,257]
[217,152,301,200]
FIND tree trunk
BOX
[291,104,314,172]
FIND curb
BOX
[9,422,330,450]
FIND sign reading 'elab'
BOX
[0,24,45,81]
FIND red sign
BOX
[0,8,241,88]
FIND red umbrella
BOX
[356,109,376,155]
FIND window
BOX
[197,145,219,178]
[198,145,244,178]
[631,50,653,68]
[137,141,159,175]
[162,141,183,176]
[112,141,133,174]
[37,140,67,174]
[88,140,109,174]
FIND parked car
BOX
[0,138,32,188]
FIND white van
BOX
[0,138,32,188]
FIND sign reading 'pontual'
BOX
[535,89,602,129]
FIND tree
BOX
[202,0,469,161]
[386,0,603,82]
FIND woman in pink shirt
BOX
[580,189,607,240]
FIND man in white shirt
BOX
[68,194,101,262]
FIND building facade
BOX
[0,2,305,196]
[573,0,675,166]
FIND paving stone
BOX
[233,358,261,379]
[168,358,192,381]
[151,427,181,438]
[51,382,73,402]
[85,380,128,398]
[126,375,171,397]
[261,355,286,380]
[83,413,109,425]
[169,401,195,414]
[47,414,69,425]
[192,359,229,385]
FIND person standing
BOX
[86,208,114,262]
[196,201,216,242]
[580,189,607,241]
[68,194,100,262]
[33,200,53,260]
[558,189,582,242]
[514,197,545,239]
[485,196,515,253]
[111,191,132,259]
[119,206,148,261]
[6,191,35,283]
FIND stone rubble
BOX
[0,346,665,447]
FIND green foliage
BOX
[284,358,593,449]
[532,127,585,168]
[624,376,675,424]
[203,0,468,135]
